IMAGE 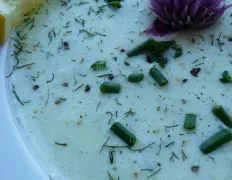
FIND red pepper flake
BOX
[190,68,201,77]
[54,98,67,105]
[133,172,139,178]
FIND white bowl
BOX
[0,42,47,180]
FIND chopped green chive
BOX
[105,0,122,2]
[146,52,157,63]
[220,71,232,83]
[126,38,175,58]
[127,38,155,57]
[110,122,137,147]
[200,129,232,154]
[212,105,232,128]
[91,60,107,71]
[100,82,121,93]
[127,72,144,83]
[184,113,196,130]
[149,67,168,87]
[146,53,168,68]
[172,44,183,58]
[108,1,121,9]
[155,57,168,68]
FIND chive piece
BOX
[108,1,121,9]
[200,129,232,154]
[91,60,107,71]
[110,122,137,146]
[100,82,121,93]
[127,38,155,57]
[212,105,232,127]
[172,44,183,58]
[220,71,232,83]
[149,67,168,86]
[127,72,144,83]
[184,113,196,130]
[126,38,175,58]
[105,0,122,2]
[146,53,168,68]
[156,57,168,68]
[146,52,158,63]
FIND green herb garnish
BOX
[100,82,121,93]
[212,105,232,128]
[149,67,168,86]
[184,113,197,130]
[127,72,144,83]
[91,60,107,71]
[110,122,137,147]
[172,44,183,58]
[127,38,175,58]
[200,129,232,154]
[108,1,121,9]
[220,71,232,83]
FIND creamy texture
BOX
[7,0,232,180]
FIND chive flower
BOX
[145,0,232,36]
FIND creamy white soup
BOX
[7,0,232,179]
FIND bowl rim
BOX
[0,42,48,180]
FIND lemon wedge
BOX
[0,0,45,45]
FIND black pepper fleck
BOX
[190,68,201,77]
[191,166,199,173]
[182,79,188,83]
[62,82,69,87]
[120,48,125,53]
[108,73,114,80]
[63,41,69,50]
[124,61,130,66]
[33,85,39,91]
[85,84,91,92]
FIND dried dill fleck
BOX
[109,150,114,164]
[98,73,114,80]
[55,142,68,147]
[124,108,136,117]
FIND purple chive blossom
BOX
[145,0,232,36]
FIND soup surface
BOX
[8,0,232,179]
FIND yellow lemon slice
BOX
[0,0,45,45]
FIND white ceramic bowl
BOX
[0,42,47,180]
